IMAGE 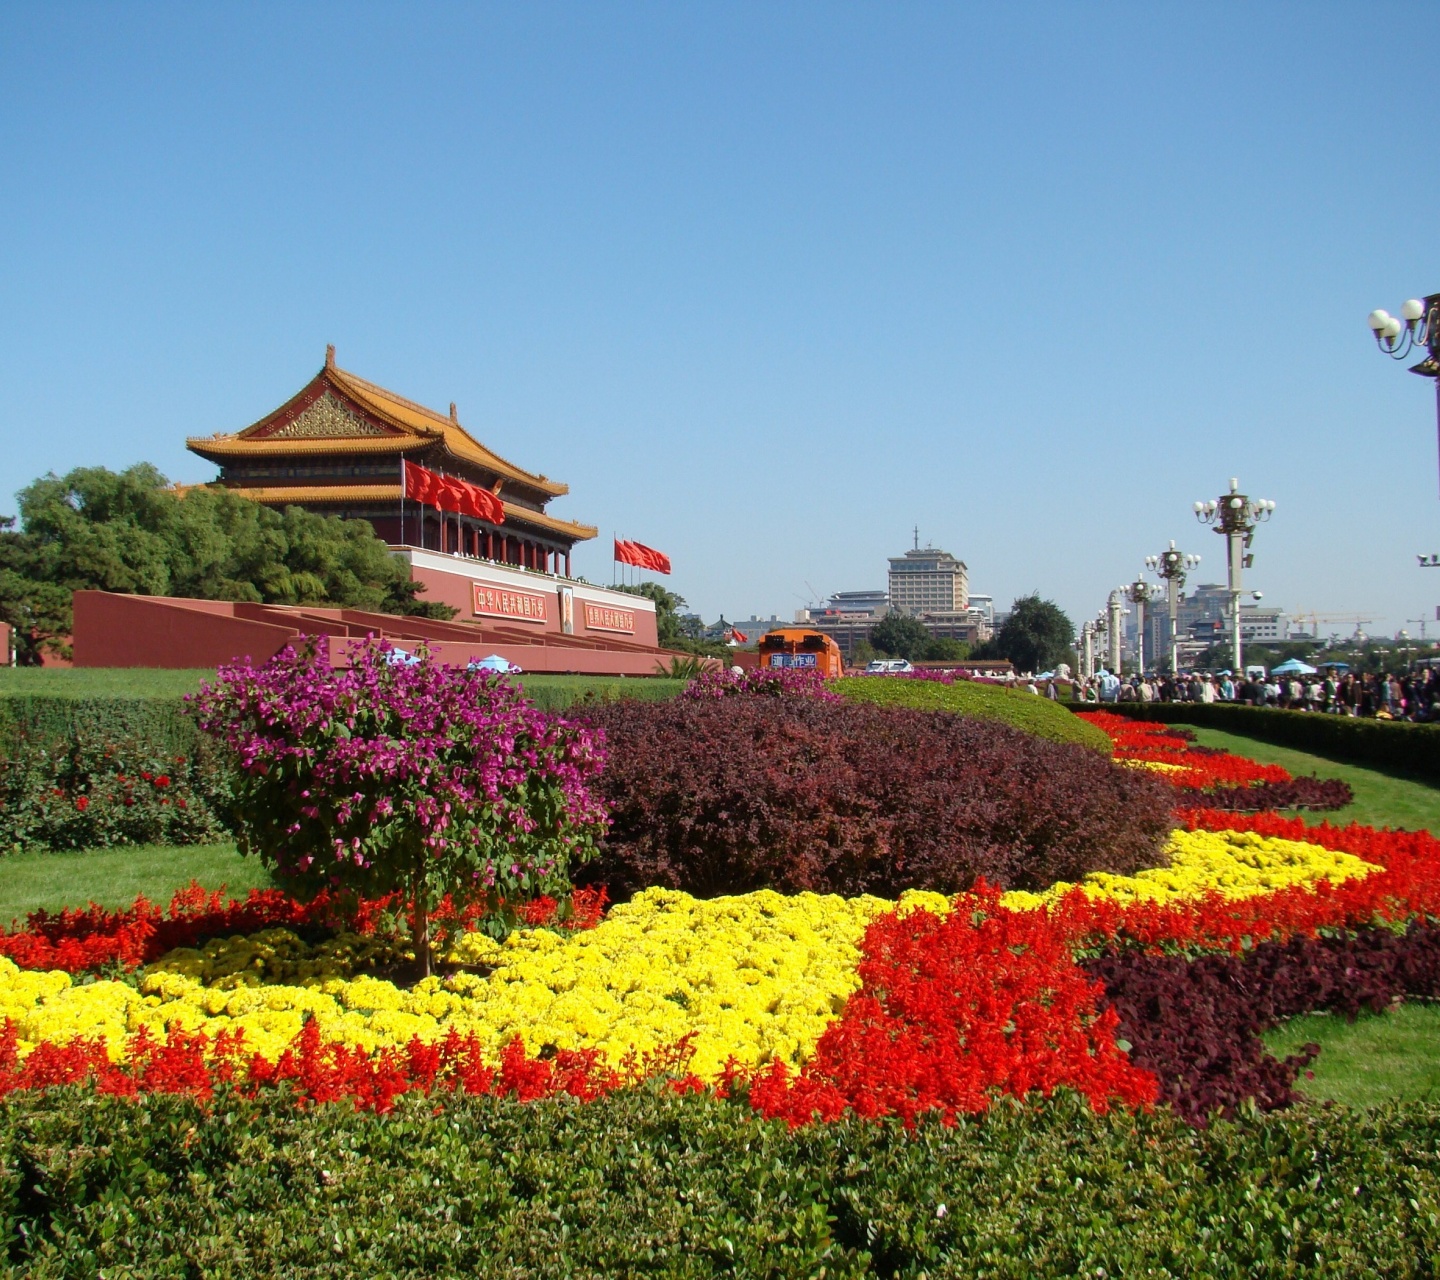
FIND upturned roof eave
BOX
[186,362,569,500]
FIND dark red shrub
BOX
[1194,776,1354,812]
[1086,922,1440,1123]
[578,697,1173,899]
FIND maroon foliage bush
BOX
[1200,776,1354,812]
[1087,922,1440,1123]
[577,697,1174,899]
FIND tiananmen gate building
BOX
[71,347,679,674]
[187,344,593,577]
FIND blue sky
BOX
[2,4,1436,638]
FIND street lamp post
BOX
[1194,479,1276,676]
[1367,293,1440,495]
[1123,578,1160,674]
[1144,541,1201,676]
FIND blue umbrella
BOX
[1270,658,1317,676]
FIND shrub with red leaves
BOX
[743,886,1159,1126]
[1087,922,1440,1123]
[580,697,1173,899]
[1198,776,1354,812]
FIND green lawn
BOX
[1264,1004,1440,1107]
[1186,724,1440,834]
[0,842,271,926]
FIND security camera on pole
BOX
[1122,577,1160,674]
[1144,541,1201,676]
[1194,479,1275,675]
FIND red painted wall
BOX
[73,593,300,669]
[408,562,660,648]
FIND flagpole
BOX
[400,458,406,548]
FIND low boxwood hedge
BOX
[4,1085,1440,1276]
[838,676,1112,753]
[1074,701,1440,783]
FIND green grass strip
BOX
[1265,1004,1440,1108]
[0,842,270,925]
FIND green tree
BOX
[922,636,970,662]
[869,613,932,662]
[990,594,1075,674]
[612,582,733,657]
[1,465,455,662]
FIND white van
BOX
[864,658,914,674]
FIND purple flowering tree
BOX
[192,638,607,975]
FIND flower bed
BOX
[1078,709,1354,810]
[0,691,1431,1134]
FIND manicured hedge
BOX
[516,673,686,712]
[5,1085,1440,1276]
[840,676,1112,753]
[0,697,231,851]
[580,697,1172,899]
[1078,701,1440,783]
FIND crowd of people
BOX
[1072,666,1440,721]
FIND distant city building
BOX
[825,589,889,613]
[916,611,990,646]
[1132,589,1289,668]
[796,609,885,662]
[888,543,969,617]
[966,594,996,627]
[729,615,790,642]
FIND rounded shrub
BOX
[579,697,1172,900]
[834,675,1113,753]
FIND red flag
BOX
[729,628,748,643]
[615,539,670,574]
[404,462,504,524]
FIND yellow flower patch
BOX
[999,828,1381,911]
[0,887,903,1081]
[0,832,1384,1080]
[1119,759,1191,775]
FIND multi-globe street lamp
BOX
[1194,478,1275,676]
[1122,578,1160,674]
[1092,611,1110,677]
[1367,293,1440,494]
[1144,541,1201,676]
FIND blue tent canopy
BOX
[1270,658,1318,676]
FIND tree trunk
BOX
[412,867,431,979]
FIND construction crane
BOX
[1291,612,1375,641]
[1405,618,1432,641]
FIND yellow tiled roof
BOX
[185,359,568,498]
[329,366,569,497]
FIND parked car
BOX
[864,658,914,674]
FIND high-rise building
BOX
[888,544,969,616]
